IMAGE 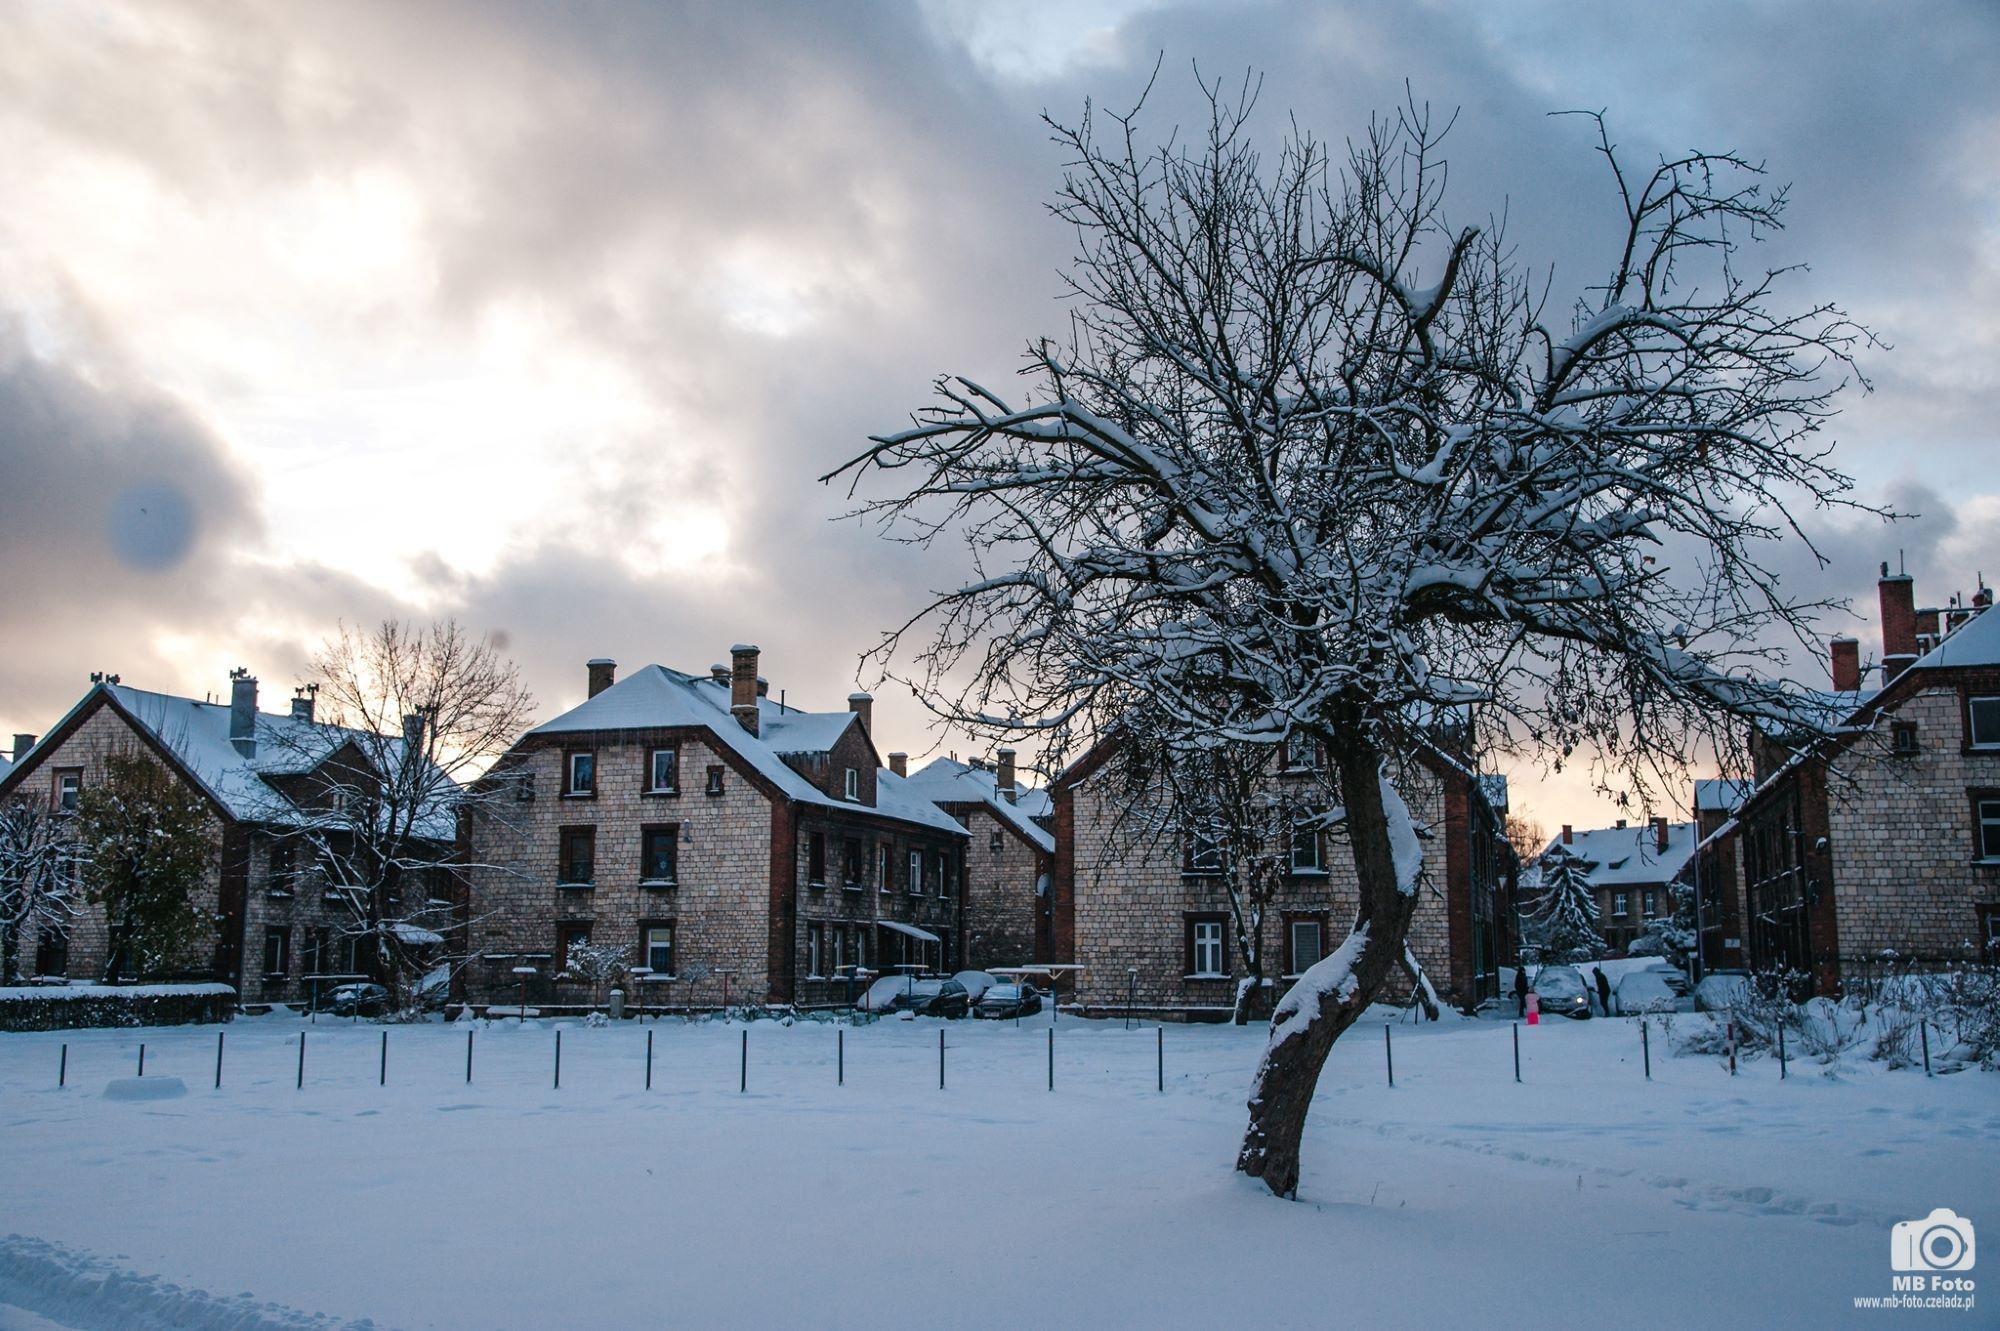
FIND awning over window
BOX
[874,919,940,944]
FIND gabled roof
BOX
[1539,821,1698,887]
[526,666,966,837]
[0,682,446,833]
[0,752,11,781]
[1694,778,1751,813]
[902,757,1056,854]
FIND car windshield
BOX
[1535,967,1585,998]
[909,980,944,998]
[983,985,1020,1001]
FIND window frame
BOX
[563,748,597,798]
[908,849,924,896]
[1612,890,1629,917]
[641,920,676,978]
[267,841,297,898]
[704,765,726,797]
[1289,816,1324,874]
[645,746,680,796]
[842,838,864,891]
[558,824,597,888]
[639,823,679,887]
[1183,827,1224,877]
[556,922,591,975]
[1972,789,2000,862]
[1891,719,1920,756]
[808,832,827,887]
[1967,694,2000,751]
[52,767,82,813]
[937,850,952,898]
[1284,914,1326,978]
[263,925,291,978]
[806,921,824,979]
[1186,913,1228,979]
[1642,888,1660,918]
[843,767,859,801]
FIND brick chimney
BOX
[587,658,617,698]
[1561,824,1573,845]
[290,684,317,723]
[996,748,1018,803]
[402,711,428,755]
[1830,636,1860,693]
[1879,565,1917,683]
[1651,816,1669,853]
[847,692,873,736]
[228,669,258,758]
[729,644,760,736]
[888,752,908,778]
[10,733,35,761]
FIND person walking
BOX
[1594,966,1613,1016]
[1512,965,1529,1019]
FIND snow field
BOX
[1,1008,1993,1329]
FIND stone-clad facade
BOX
[1736,571,2000,992]
[460,652,970,1011]
[1051,735,1511,1019]
[901,752,1055,970]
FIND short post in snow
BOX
[1047,1026,1054,1092]
[1921,1021,1932,1076]
[512,965,536,1022]
[1641,1019,1650,1080]
[216,1030,225,1089]
[1384,1024,1394,1088]
[380,1029,388,1086]
[137,1042,145,1077]
[939,1027,946,1091]
[297,1030,306,1089]
[466,1028,474,1083]
[1157,1027,1164,1093]
[739,1028,747,1093]
[645,1028,654,1090]
[837,1028,843,1087]
[1125,968,1136,1031]
[1512,1023,1521,1083]
[1727,1018,1737,1076]
[58,1042,67,1088]
[1778,1022,1786,1079]
[553,1029,562,1090]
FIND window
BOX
[34,924,67,979]
[52,768,82,813]
[1184,828,1224,875]
[647,747,680,794]
[990,829,1004,855]
[1189,917,1227,977]
[808,832,827,886]
[302,928,328,977]
[267,842,296,896]
[853,928,868,971]
[557,922,591,974]
[831,926,846,974]
[1892,720,1920,756]
[908,850,923,895]
[705,765,725,796]
[1982,905,2000,959]
[565,750,596,797]
[340,932,371,975]
[1642,888,1659,917]
[1975,794,2000,861]
[1970,696,2000,748]
[878,844,893,891]
[514,770,535,802]
[1282,739,1321,772]
[559,826,596,886]
[1288,919,1324,976]
[938,851,952,897]
[843,838,863,889]
[263,926,291,977]
[1612,890,1629,917]
[844,767,859,801]
[644,923,676,977]
[1290,818,1323,873]
[807,922,824,978]
[641,825,678,885]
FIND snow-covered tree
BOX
[559,937,631,1010]
[830,82,1874,1197]
[268,620,534,1015]
[73,752,218,979]
[0,796,77,983]
[1526,847,1603,964]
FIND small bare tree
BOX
[830,78,1875,1197]
[560,938,632,1011]
[268,620,534,1014]
[0,796,78,984]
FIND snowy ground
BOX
[0,1006,1991,1329]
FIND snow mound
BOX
[0,1235,382,1331]
[101,1077,187,1102]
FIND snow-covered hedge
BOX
[0,982,236,1032]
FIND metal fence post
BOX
[554,1029,562,1090]
[837,1028,844,1087]
[297,1031,305,1089]
[58,1042,67,1088]
[215,1031,225,1089]
[739,1028,747,1093]
[1921,1021,1932,1076]
[939,1028,945,1090]
[1157,1027,1164,1093]
[466,1028,474,1083]
[1513,1023,1521,1083]
[1047,1026,1053,1091]
[380,1029,388,1086]
[1778,1022,1786,1079]
[137,1042,145,1077]
[1641,1019,1650,1080]
[1384,1024,1394,1088]
[646,1029,654,1090]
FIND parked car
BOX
[327,982,390,1017]
[953,971,1001,1005]
[858,975,917,1013]
[1530,965,1592,1019]
[1643,963,1691,998]
[973,983,1043,1019]
[1613,970,1679,1016]
[1694,971,1752,1013]
[902,978,970,1018]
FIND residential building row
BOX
[4,642,1515,1018]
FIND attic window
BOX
[844,767,859,801]
[1968,696,2000,749]
[705,765,725,796]
[1892,720,1920,756]
[1608,856,1630,870]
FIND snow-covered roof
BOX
[1693,778,1751,813]
[901,757,1056,854]
[1478,773,1508,813]
[1539,820,1699,887]
[1,682,452,834]
[527,666,967,837]
[0,752,12,781]
[1910,603,2000,670]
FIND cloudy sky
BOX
[3,0,1996,832]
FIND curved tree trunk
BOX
[1236,740,1421,1198]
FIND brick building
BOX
[900,750,1055,969]
[1677,777,1752,973]
[1733,569,2000,993]
[1538,818,1698,955]
[1050,733,1513,1019]
[459,648,970,1011]
[0,673,451,1001]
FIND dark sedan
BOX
[1530,965,1593,1020]
[973,983,1043,1020]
